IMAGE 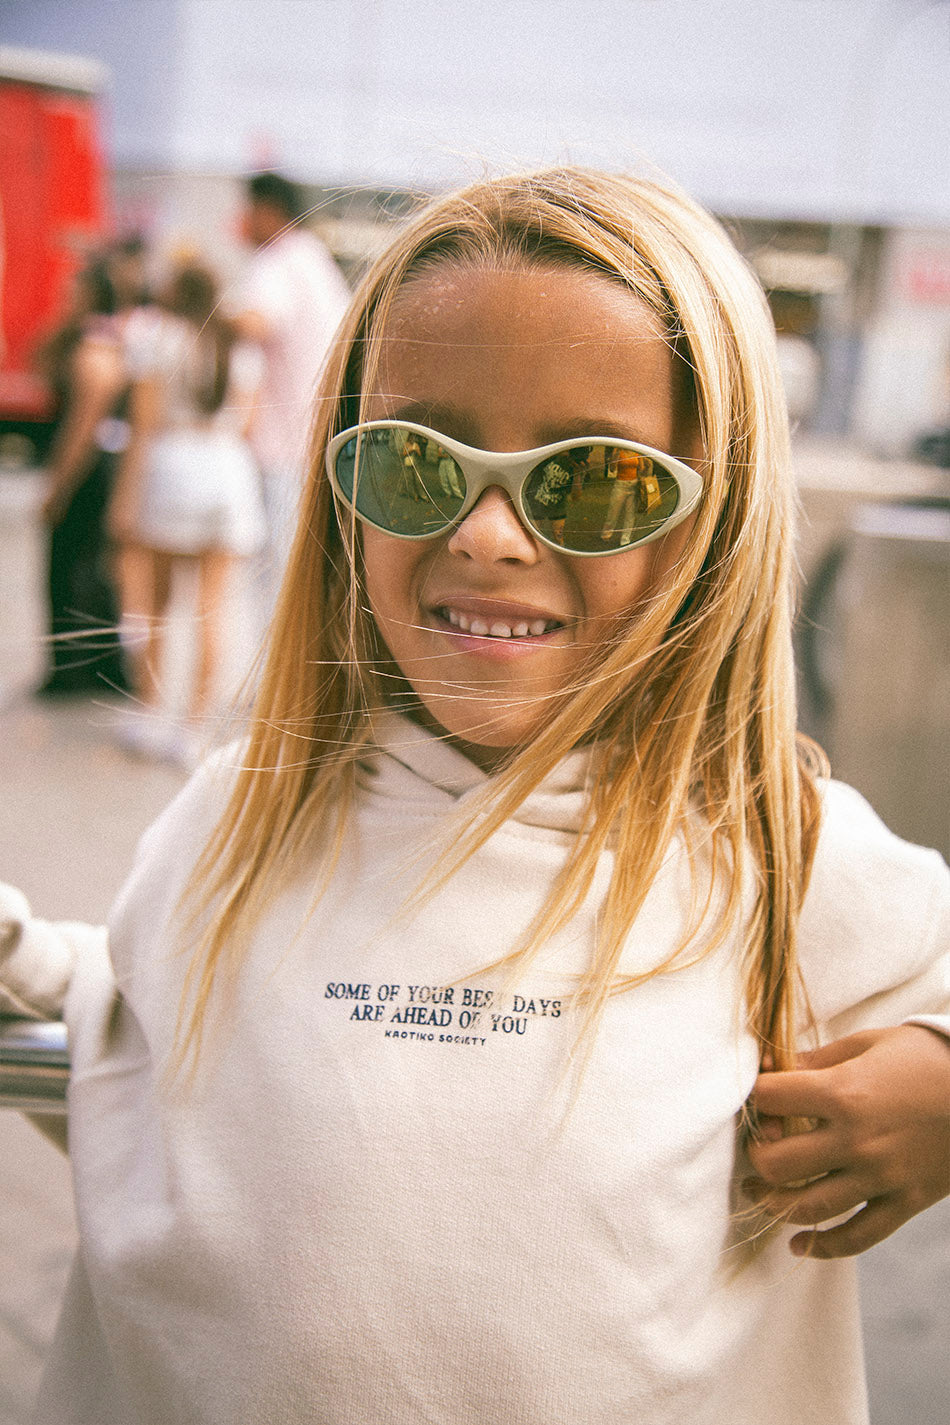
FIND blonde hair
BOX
[176,166,825,1073]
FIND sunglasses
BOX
[326,420,703,556]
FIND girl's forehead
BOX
[366,262,680,450]
[381,260,666,344]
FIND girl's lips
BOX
[427,596,569,653]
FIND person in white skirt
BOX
[109,261,265,764]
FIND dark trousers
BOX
[42,454,130,693]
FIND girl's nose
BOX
[446,487,540,564]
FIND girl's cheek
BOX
[643,516,698,592]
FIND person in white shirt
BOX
[233,171,350,615]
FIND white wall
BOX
[2,0,948,223]
[852,227,950,453]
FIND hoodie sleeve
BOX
[797,782,950,1044]
[0,881,106,1020]
[0,744,243,1027]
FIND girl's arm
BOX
[1,883,107,1153]
[746,1023,950,1257]
[43,337,125,524]
[108,376,161,543]
[0,883,98,1020]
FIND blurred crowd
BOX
[32,172,350,765]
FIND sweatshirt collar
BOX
[364,712,593,832]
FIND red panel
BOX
[0,81,108,418]
[0,85,45,408]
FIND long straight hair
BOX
[175,166,825,1074]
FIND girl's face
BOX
[361,262,698,768]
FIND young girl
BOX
[109,260,265,762]
[3,167,949,1424]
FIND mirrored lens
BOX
[334,428,466,536]
[523,444,681,552]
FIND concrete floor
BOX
[0,469,244,1424]
[1,469,948,1423]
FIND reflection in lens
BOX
[335,429,466,535]
[523,444,680,552]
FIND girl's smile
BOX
[430,597,568,653]
[361,263,698,765]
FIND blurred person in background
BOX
[107,232,152,313]
[35,259,133,697]
[103,234,158,675]
[771,291,821,433]
[233,171,350,617]
[109,260,265,766]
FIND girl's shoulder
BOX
[811,779,948,892]
[127,742,244,865]
[106,745,245,970]
[797,779,949,1025]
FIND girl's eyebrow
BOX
[539,417,653,444]
[372,400,660,450]
[375,399,473,437]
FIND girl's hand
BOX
[745,1025,950,1258]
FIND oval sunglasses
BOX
[325,419,702,556]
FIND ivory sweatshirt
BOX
[3,715,949,1425]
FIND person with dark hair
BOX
[234,171,350,618]
[244,171,307,222]
[109,260,264,763]
[35,260,133,696]
[107,234,151,311]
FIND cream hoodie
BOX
[3,715,949,1425]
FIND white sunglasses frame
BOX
[325,419,703,557]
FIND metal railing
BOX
[0,1017,69,1114]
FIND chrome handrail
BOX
[0,1016,69,1114]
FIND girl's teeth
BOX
[443,609,556,638]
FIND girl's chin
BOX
[403,699,542,766]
